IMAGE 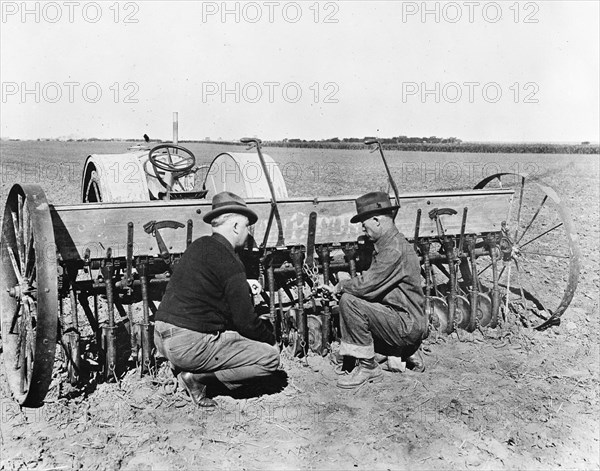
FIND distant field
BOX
[1,140,598,208]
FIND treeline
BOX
[8,137,598,154]
[285,135,463,145]
[202,136,599,154]
[265,140,598,154]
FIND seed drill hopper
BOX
[1,134,580,406]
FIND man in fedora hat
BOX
[322,191,427,388]
[154,191,279,407]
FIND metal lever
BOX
[428,207,458,238]
[364,139,401,212]
[243,137,285,248]
[143,219,185,265]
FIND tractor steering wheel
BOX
[148,144,196,173]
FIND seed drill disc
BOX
[476,293,493,327]
[307,315,323,354]
[430,296,449,334]
[285,329,303,357]
[455,295,472,330]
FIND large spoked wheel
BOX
[474,173,580,330]
[1,184,58,406]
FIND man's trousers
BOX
[338,293,427,360]
[154,320,280,390]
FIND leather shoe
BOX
[374,353,388,364]
[406,351,425,372]
[178,372,218,408]
[336,362,383,389]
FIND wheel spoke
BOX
[517,195,547,245]
[514,259,527,305]
[519,223,563,250]
[174,178,186,191]
[513,176,526,242]
[15,299,29,372]
[84,181,91,202]
[497,265,507,284]
[8,246,23,283]
[478,262,492,277]
[9,300,22,333]
[10,208,22,269]
[92,181,101,202]
[504,263,512,315]
[25,228,35,278]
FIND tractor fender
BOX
[82,152,150,202]
[202,152,288,200]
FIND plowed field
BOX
[1,141,598,470]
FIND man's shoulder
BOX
[185,236,214,254]
[189,235,226,251]
[183,236,234,264]
[395,231,411,248]
[380,231,414,259]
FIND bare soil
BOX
[1,144,598,470]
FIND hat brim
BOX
[203,205,258,225]
[350,206,399,224]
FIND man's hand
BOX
[315,282,342,298]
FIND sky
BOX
[1,0,599,142]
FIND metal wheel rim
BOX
[1,184,58,406]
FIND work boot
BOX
[178,372,218,408]
[336,358,383,389]
[329,350,344,366]
[330,351,358,375]
[406,350,425,373]
[374,353,388,364]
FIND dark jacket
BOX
[340,226,426,325]
[156,233,274,345]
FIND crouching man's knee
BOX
[261,345,281,373]
[339,292,362,312]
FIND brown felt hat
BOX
[202,191,258,225]
[350,191,399,223]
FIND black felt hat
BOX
[203,191,258,225]
[350,191,399,223]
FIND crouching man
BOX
[323,192,428,389]
[154,191,279,407]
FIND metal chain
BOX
[303,261,320,287]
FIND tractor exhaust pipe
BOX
[173,112,178,145]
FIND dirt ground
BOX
[1,147,599,470]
